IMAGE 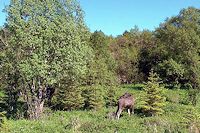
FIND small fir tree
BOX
[56,84,84,110]
[82,85,104,110]
[105,87,117,107]
[63,88,84,110]
[142,70,166,116]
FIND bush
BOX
[67,116,81,132]
[80,121,108,133]
[181,107,200,132]
[163,89,188,104]
[187,89,200,106]
[0,117,9,133]
[142,117,186,133]
[0,111,6,127]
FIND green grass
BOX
[1,84,200,133]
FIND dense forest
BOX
[1,0,200,132]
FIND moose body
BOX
[116,93,135,119]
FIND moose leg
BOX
[128,106,134,116]
[116,108,122,120]
[131,105,134,114]
[128,108,131,116]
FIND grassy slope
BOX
[1,84,200,133]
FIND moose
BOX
[115,92,135,119]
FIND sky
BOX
[0,0,200,36]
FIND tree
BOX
[138,30,156,81]
[80,31,118,109]
[0,27,21,118]
[155,7,200,89]
[142,70,166,116]
[3,0,92,119]
[82,85,104,110]
[110,27,142,83]
[157,59,185,88]
[56,84,84,110]
[86,31,117,86]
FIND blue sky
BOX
[0,0,200,36]
[0,0,9,26]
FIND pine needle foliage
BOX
[142,70,166,116]
[82,85,104,110]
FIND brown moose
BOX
[115,92,135,119]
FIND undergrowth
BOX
[1,84,200,133]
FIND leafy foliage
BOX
[110,27,141,83]
[155,7,200,89]
[1,2,200,131]
[2,0,92,119]
[86,31,117,86]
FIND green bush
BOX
[181,107,200,132]
[142,116,187,133]
[0,118,9,133]
[0,111,6,127]
[163,89,188,104]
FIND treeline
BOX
[0,0,200,119]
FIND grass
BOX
[1,84,200,133]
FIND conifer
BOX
[142,70,166,116]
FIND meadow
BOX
[1,84,200,133]
[1,1,200,133]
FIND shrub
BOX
[67,116,81,132]
[181,107,200,132]
[0,112,13,133]
[0,111,6,127]
[163,89,188,104]
[187,89,199,106]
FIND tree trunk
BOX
[23,79,46,119]
[27,97,45,119]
